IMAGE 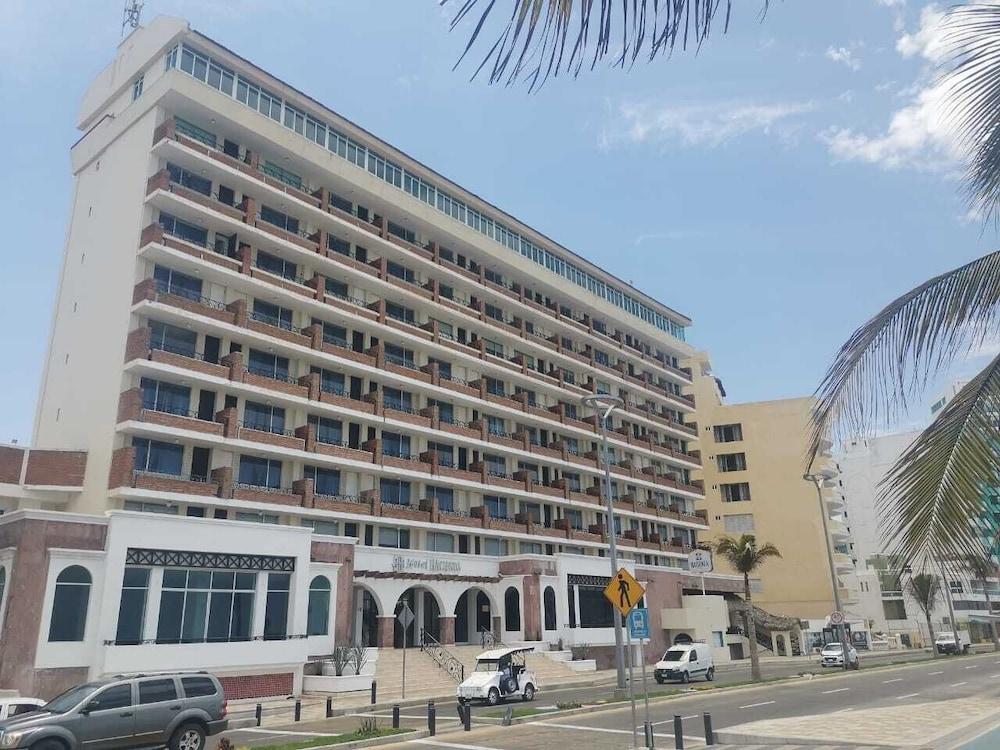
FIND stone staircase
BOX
[371,644,591,702]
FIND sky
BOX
[0,0,993,443]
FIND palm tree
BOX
[810,6,1000,569]
[962,552,1000,651]
[445,0,768,89]
[908,572,941,657]
[714,534,781,681]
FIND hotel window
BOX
[385,344,414,368]
[596,381,611,395]
[486,415,505,436]
[483,339,504,357]
[717,453,747,472]
[378,527,410,549]
[713,424,743,443]
[248,349,290,380]
[259,205,299,235]
[484,454,507,477]
[252,299,294,331]
[380,478,411,506]
[427,399,454,423]
[428,357,452,381]
[593,349,610,366]
[565,509,584,530]
[308,415,343,445]
[307,576,331,636]
[484,538,509,556]
[324,278,350,301]
[153,264,203,299]
[426,485,454,511]
[514,386,537,406]
[235,512,280,524]
[115,567,150,645]
[244,401,286,434]
[260,160,302,189]
[132,74,144,100]
[520,542,543,555]
[386,260,415,283]
[485,377,505,396]
[382,432,411,458]
[514,350,535,369]
[720,482,752,502]
[123,501,178,515]
[238,456,282,489]
[133,438,183,476]
[48,565,92,642]
[311,366,345,396]
[256,251,298,281]
[517,462,539,482]
[149,320,197,358]
[427,532,454,553]
[306,519,341,536]
[723,514,755,533]
[140,377,191,415]
[484,303,504,321]
[427,442,454,468]
[385,301,415,324]
[164,162,211,196]
[305,465,341,496]
[521,502,541,523]
[158,212,208,246]
[264,573,291,640]
[485,495,508,519]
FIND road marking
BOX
[950,682,968,687]
[409,741,501,750]
[540,723,705,744]
[964,665,979,669]
[236,729,332,737]
[833,708,854,714]
[928,671,944,675]
[882,678,903,684]
[650,715,698,725]
[821,688,850,694]
[739,700,776,709]
[896,693,921,700]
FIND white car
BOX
[653,643,715,684]
[820,642,860,669]
[935,631,971,655]
[0,698,44,721]
[457,647,537,705]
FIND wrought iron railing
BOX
[419,629,465,683]
[479,628,505,648]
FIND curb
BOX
[303,729,428,750]
[713,731,898,748]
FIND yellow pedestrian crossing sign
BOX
[604,568,645,616]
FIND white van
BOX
[653,643,715,684]
[935,631,971,655]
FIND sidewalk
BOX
[716,695,1000,748]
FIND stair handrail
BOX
[419,628,465,682]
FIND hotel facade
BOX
[0,17,743,700]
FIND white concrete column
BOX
[143,567,164,642]
[252,571,268,637]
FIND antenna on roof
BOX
[122,0,143,36]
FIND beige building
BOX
[687,355,858,622]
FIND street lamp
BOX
[803,469,851,671]
[582,392,627,692]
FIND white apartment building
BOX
[0,16,743,699]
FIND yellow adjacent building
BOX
[687,354,858,622]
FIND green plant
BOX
[714,534,781,682]
[908,573,941,657]
[571,642,590,660]
[350,643,369,675]
[356,716,379,737]
[330,644,352,677]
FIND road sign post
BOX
[629,608,653,748]
[605,572,646,749]
[624,617,639,749]
[688,549,713,596]
[397,601,415,698]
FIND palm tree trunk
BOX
[744,572,761,681]
[925,613,937,658]
[983,581,999,652]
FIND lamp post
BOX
[804,469,851,671]
[582,393,627,692]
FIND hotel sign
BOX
[391,555,462,574]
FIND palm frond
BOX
[907,572,940,615]
[877,354,1000,566]
[443,0,767,90]
[713,534,781,574]
[941,4,1000,225]
[809,251,1000,461]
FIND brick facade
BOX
[0,445,25,483]
[218,672,294,700]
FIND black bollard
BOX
[255,703,262,727]
[392,704,400,729]
[644,721,655,749]
[325,697,332,718]
[673,715,684,749]
[428,700,436,737]
[703,713,715,746]
[294,699,301,722]
[463,703,472,732]
[370,680,377,705]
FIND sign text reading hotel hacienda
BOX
[391,555,462,574]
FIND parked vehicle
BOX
[935,631,971,655]
[0,700,44,721]
[653,643,715,684]
[820,642,860,669]
[457,647,537,705]
[0,672,227,750]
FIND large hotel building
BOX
[0,16,745,699]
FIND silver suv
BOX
[0,673,227,750]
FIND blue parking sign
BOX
[628,607,650,640]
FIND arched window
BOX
[543,586,556,631]
[48,565,92,642]
[504,587,521,632]
[307,575,332,636]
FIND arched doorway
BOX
[543,587,557,632]
[504,587,521,633]
[352,585,380,647]
[394,587,441,648]
[673,632,693,645]
[454,588,493,644]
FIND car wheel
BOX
[487,688,501,706]
[680,671,690,684]
[655,676,665,685]
[522,684,535,702]
[705,667,715,682]
[170,723,206,750]
[32,740,66,750]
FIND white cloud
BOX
[896,5,947,61]
[605,100,817,149]
[826,45,862,71]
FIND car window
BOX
[44,682,104,713]
[689,650,698,661]
[138,679,177,704]
[10,703,40,717]
[91,685,132,711]
[662,649,685,662]
[181,677,217,698]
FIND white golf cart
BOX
[457,646,537,706]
